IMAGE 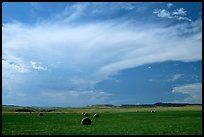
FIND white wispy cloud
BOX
[2,55,29,74]
[2,3,202,106]
[148,74,183,82]
[3,19,201,106]
[172,8,186,16]
[53,2,153,24]
[176,16,192,22]
[165,74,183,82]
[30,61,47,71]
[153,9,172,18]
[172,83,202,104]
[153,8,192,21]
[167,3,173,8]
[172,74,183,81]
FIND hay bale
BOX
[39,113,44,116]
[81,117,91,125]
[151,110,156,113]
[94,113,99,117]
[83,113,88,116]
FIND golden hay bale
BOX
[94,113,99,117]
[83,113,88,116]
[151,110,156,113]
[81,117,91,125]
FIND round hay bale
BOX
[83,113,88,116]
[39,113,44,116]
[151,110,156,113]
[81,117,91,125]
[94,113,99,117]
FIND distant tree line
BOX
[40,109,55,112]
[15,109,35,112]
[91,102,201,107]
[14,109,55,112]
[121,102,201,107]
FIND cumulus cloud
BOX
[172,83,202,104]
[153,8,192,21]
[153,9,172,18]
[172,8,186,16]
[30,61,47,71]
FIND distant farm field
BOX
[2,105,202,135]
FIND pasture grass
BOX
[2,105,202,135]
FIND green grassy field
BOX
[2,105,202,135]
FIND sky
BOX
[2,2,202,107]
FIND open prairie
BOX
[2,105,202,135]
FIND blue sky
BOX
[2,2,202,107]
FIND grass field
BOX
[2,105,202,135]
